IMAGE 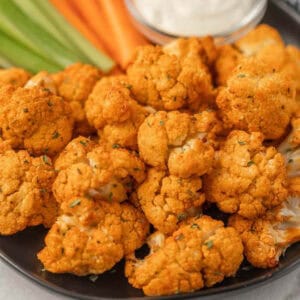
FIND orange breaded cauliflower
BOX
[38,197,149,275]
[24,71,57,94]
[137,168,204,234]
[213,45,242,86]
[85,76,148,149]
[229,197,300,268]
[53,140,145,203]
[216,57,296,139]
[0,67,31,88]
[53,63,102,134]
[138,110,221,178]
[127,38,215,111]
[125,215,243,296]
[0,85,73,156]
[204,130,288,219]
[0,142,57,235]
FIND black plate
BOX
[1,2,300,300]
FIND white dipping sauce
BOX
[134,0,256,36]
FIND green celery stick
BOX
[0,0,82,67]
[0,30,61,73]
[0,55,12,68]
[13,0,69,48]
[34,0,115,72]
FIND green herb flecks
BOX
[238,141,246,145]
[42,155,51,165]
[247,160,255,167]
[89,274,98,282]
[52,131,60,139]
[69,199,81,208]
[204,240,214,249]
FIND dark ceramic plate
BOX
[1,2,300,300]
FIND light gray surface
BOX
[0,260,299,300]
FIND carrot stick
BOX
[70,0,118,61]
[50,0,106,53]
[96,0,149,68]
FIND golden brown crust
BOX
[0,68,31,88]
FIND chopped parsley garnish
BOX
[69,199,81,208]
[204,240,214,249]
[52,131,60,139]
[42,155,51,165]
[177,212,187,221]
[40,188,48,194]
[191,223,200,230]
[23,108,29,113]
[89,275,98,282]
[108,192,113,202]
[247,160,254,167]
[126,84,132,90]
[174,233,184,241]
[159,120,164,126]
[23,159,29,164]
[79,140,87,146]
[112,143,120,149]
[237,74,246,78]
[238,141,246,145]
[47,100,53,107]
[133,167,141,171]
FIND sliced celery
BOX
[13,0,68,48]
[0,30,61,73]
[0,55,12,68]
[33,0,115,72]
[0,0,82,68]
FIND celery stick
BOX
[0,55,12,68]
[0,30,61,73]
[0,0,82,68]
[34,0,115,72]
[13,0,68,48]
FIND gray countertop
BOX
[0,260,299,300]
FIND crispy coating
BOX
[85,76,148,149]
[38,197,149,275]
[25,71,57,94]
[204,131,288,219]
[138,111,220,178]
[0,67,31,88]
[53,141,145,203]
[125,215,243,296]
[127,38,215,111]
[216,57,296,139]
[0,85,73,156]
[235,24,286,71]
[229,197,300,268]
[53,63,102,135]
[214,45,242,86]
[137,168,204,234]
[0,143,57,235]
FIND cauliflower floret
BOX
[53,63,102,135]
[229,197,300,268]
[0,143,57,235]
[0,85,73,156]
[0,67,31,88]
[216,57,296,140]
[235,24,286,71]
[213,45,242,86]
[204,130,288,219]
[125,215,243,296]
[85,76,148,149]
[38,197,149,275]
[127,38,215,111]
[53,142,145,203]
[137,168,204,234]
[138,110,221,178]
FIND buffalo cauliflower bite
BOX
[229,197,300,268]
[0,142,57,235]
[38,197,149,275]
[204,130,288,219]
[125,215,243,296]
[53,142,145,203]
[85,76,148,149]
[0,67,31,88]
[216,57,296,140]
[138,110,221,178]
[137,168,205,234]
[0,85,74,156]
[127,39,215,111]
[53,63,102,134]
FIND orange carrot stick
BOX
[70,0,118,61]
[96,0,149,68]
[50,0,106,53]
